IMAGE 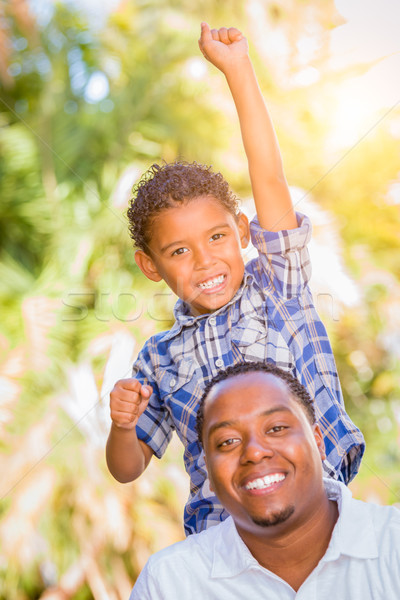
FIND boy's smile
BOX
[135,195,249,316]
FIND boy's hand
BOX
[110,378,152,430]
[198,22,249,74]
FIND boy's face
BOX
[135,195,249,316]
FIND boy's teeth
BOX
[244,473,285,491]
[198,275,224,290]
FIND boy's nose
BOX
[240,435,274,464]
[193,246,215,269]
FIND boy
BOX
[106,23,364,536]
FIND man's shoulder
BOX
[354,497,400,563]
[338,477,400,524]
[361,497,400,532]
[333,480,400,552]
[145,520,226,570]
[131,521,235,599]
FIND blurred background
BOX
[0,0,400,597]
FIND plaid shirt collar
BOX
[163,272,255,341]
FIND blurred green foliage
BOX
[0,0,399,597]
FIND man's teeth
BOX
[245,473,285,491]
[198,275,224,290]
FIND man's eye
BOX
[218,437,240,448]
[172,247,188,256]
[210,233,224,241]
[266,425,287,434]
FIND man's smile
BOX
[243,472,286,492]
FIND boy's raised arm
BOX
[198,22,297,232]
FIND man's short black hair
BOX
[195,362,316,445]
[127,160,239,253]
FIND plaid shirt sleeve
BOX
[249,211,365,483]
[132,338,176,459]
[249,212,312,298]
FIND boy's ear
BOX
[237,211,250,248]
[135,250,162,282]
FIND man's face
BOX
[202,372,326,538]
[134,195,249,316]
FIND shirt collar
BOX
[210,517,261,579]
[163,272,254,341]
[321,478,379,561]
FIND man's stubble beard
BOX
[251,504,295,528]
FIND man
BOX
[130,362,400,599]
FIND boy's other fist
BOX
[198,22,248,73]
[110,378,152,430]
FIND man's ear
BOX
[135,250,162,282]
[203,452,214,492]
[237,211,250,249]
[313,424,326,461]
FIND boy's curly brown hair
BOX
[127,161,240,252]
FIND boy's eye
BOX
[210,233,224,242]
[171,247,188,256]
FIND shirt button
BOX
[215,358,223,368]
[169,378,176,387]
[209,317,216,326]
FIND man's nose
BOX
[240,435,274,464]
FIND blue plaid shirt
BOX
[134,213,365,535]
